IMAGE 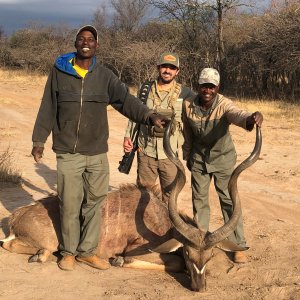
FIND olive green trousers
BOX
[191,166,247,247]
[56,153,109,257]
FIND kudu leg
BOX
[2,238,39,255]
[2,238,54,263]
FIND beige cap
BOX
[198,68,220,86]
[76,25,98,42]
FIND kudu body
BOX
[1,121,262,291]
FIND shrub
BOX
[0,147,22,186]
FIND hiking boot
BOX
[58,255,75,271]
[233,251,248,263]
[76,255,110,270]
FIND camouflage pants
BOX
[137,151,177,204]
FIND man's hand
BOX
[149,113,169,129]
[251,111,263,127]
[246,111,263,130]
[31,146,44,163]
[123,137,133,153]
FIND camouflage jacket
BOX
[125,80,194,159]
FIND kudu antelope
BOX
[0,120,262,292]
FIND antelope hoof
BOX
[111,256,124,267]
[28,254,39,263]
[28,249,51,263]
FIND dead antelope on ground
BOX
[0,120,262,292]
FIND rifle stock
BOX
[118,149,136,174]
[118,124,139,174]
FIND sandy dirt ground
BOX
[0,74,299,300]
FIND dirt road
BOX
[0,72,299,299]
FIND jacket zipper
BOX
[73,77,84,152]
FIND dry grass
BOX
[0,68,47,86]
[0,67,299,123]
[234,98,300,124]
[0,147,22,186]
[0,123,17,137]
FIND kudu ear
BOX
[151,238,183,253]
[216,239,249,252]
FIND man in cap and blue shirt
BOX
[31,25,168,271]
[123,52,194,204]
[182,68,263,263]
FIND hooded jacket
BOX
[32,52,152,155]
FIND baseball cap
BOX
[198,68,220,86]
[76,25,98,42]
[157,52,179,68]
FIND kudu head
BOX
[163,116,262,292]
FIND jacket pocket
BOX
[83,94,108,103]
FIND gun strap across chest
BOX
[152,82,182,110]
[138,81,154,104]
[128,81,153,143]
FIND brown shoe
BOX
[233,251,248,263]
[76,255,110,270]
[58,255,75,271]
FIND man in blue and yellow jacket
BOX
[31,25,167,271]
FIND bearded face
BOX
[158,64,179,84]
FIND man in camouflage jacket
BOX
[124,52,194,204]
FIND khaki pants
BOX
[56,153,109,256]
[137,151,177,204]
[191,165,247,247]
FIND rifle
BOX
[118,82,153,174]
[118,125,139,174]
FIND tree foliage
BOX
[0,0,299,100]
[111,0,149,32]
